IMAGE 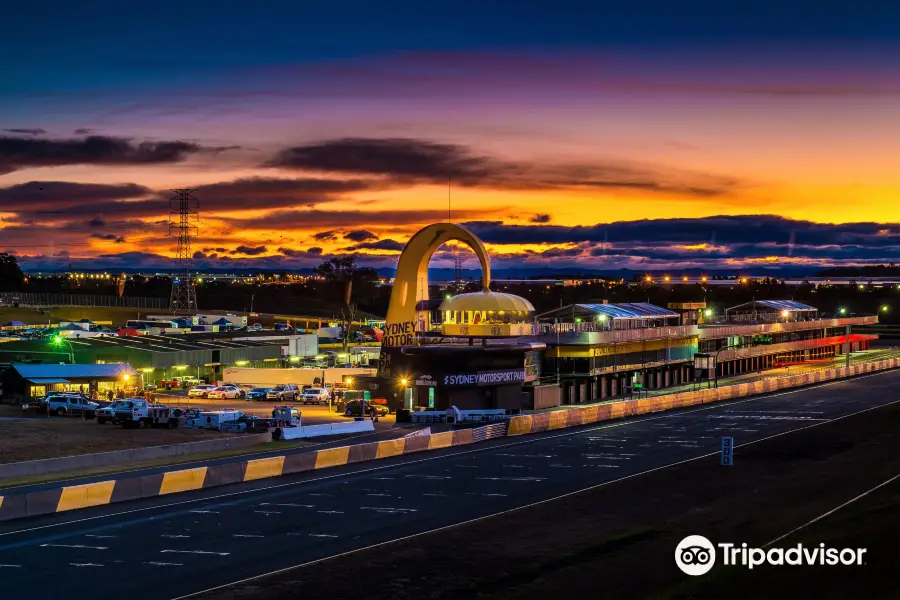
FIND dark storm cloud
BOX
[3,128,46,136]
[462,216,900,247]
[231,245,268,256]
[459,216,900,266]
[0,135,207,174]
[90,233,126,243]
[73,128,95,135]
[343,229,377,242]
[0,181,152,212]
[0,176,366,223]
[345,239,405,251]
[530,213,551,224]
[230,208,496,230]
[313,231,339,241]
[265,137,737,196]
[278,246,325,258]
[87,217,106,227]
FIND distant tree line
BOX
[818,264,899,276]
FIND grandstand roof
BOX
[726,300,817,313]
[538,302,678,320]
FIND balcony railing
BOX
[699,316,877,339]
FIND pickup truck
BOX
[36,394,100,417]
[114,399,180,429]
[96,400,129,424]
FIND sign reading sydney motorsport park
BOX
[441,369,526,387]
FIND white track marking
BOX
[4,371,897,542]
[40,544,106,550]
[161,549,229,556]
[69,563,103,567]
[146,562,183,566]
[765,471,900,548]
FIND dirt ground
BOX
[197,395,900,600]
[0,418,236,464]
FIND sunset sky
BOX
[3,0,900,273]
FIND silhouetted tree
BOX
[0,253,25,290]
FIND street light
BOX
[881,305,890,313]
[704,308,713,317]
[51,335,75,363]
[839,307,847,315]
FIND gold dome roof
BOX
[439,290,535,313]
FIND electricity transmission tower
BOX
[453,256,464,291]
[168,189,199,311]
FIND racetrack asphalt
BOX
[1,368,899,600]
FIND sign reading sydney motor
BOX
[442,369,526,387]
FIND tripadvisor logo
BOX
[675,535,867,576]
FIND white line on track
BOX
[161,535,190,539]
[146,562,183,567]
[40,543,106,550]
[308,534,338,539]
[69,563,103,567]
[764,470,900,548]
[0,564,22,568]
[167,382,900,600]
[232,534,264,538]
[161,549,230,556]
[317,510,344,514]
[85,534,117,538]
[4,370,898,544]
[260,503,314,508]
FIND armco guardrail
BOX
[1,357,898,522]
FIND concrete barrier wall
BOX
[0,432,273,480]
[278,420,375,440]
[2,358,897,523]
[0,421,501,522]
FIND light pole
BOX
[52,335,75,363]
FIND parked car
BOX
[246,387,272,401]
[207,385,243,399]
[301,387,330,405]
[267,384,300,402]
[344,399,389,418]
[188,384,218,399]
